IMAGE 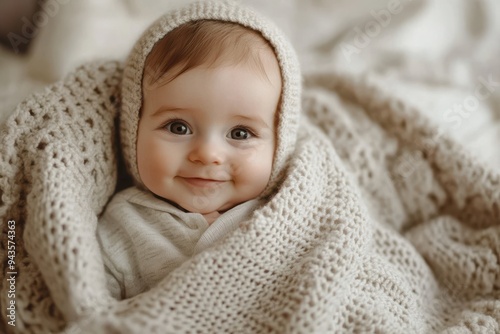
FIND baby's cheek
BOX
[235,147,273,188]
[138,140,164,182]
[149,143,174,175]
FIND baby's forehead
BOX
[142,19,281,88]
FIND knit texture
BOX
[1,63,500,334]
[120,0,301,197]
[97,187,260,300]
[1,4,500,334]
[0,61,122,333]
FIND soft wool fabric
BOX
[1,4,500,334]
[98,187,260,300]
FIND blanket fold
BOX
[1,61,123,333]
[1,62,499,333]
[304,70,500,226]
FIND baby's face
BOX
[137,52,282,214]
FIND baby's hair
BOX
[144,20,277,86]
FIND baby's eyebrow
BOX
[233,115,271,129]
[151,106,187,117]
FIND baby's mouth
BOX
[180,177,226,188]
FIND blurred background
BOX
[1,0,499,167]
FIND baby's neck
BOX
[202,211,221,225]
[151,193,222,225]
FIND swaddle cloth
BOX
[1,1,500,333]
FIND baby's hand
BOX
[203,211,221,225]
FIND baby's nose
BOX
[188,137,226,165]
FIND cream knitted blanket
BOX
[1,59,499,333]
[1,1,500,330]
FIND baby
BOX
[137,19,281,225]
[97,1,301,300]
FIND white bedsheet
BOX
[1,0,499,168]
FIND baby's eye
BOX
[165,120,192,135]
[229,127,251,140]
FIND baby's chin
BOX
[174,196,241,215]
[150,185,251,214]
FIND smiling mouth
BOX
[181,177,226,188]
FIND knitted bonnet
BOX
[120,0,301,198]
